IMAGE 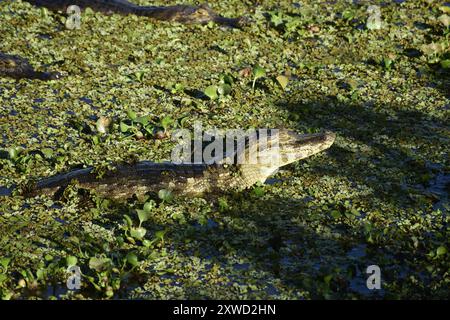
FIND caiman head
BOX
[237,130,336,186]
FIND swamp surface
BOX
[0,0,449,299]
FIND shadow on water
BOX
[274,95,449,212]
[0,186,13,196]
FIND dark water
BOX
[0,186,13,196]
[427,173,450,212]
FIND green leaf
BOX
[135,116,150,126]
[92,135,100,145]
[331,210,341,219]
[66,256,78,268]
[252,186,265,197]
[88,257,111,272]
[130,227,147,240]
[41,148,54,159]
[36,269,46,281]
[440,59,450,69]
[252,65,266,89]
[253,65,266,79]
[137,209,151,226]
[218,197,229,212]
[158,189,174,203]
[436,246,447,257]
[127,109,137,120]
[161,116,174,131]
[126,252,139,267]
[218,84,232,96]
[171,83,185,94]
[142,239,152,248]
[0,257,11,270]
[276,75,289,90]
[204,85,218,100]
[154,230,166,241]
[342,10,354,20]
[123,214,133,229]
[143,200,156,213]
[134,71,145,82]
[383,58,393,70]
[220,74,234,85]
[270,11,284,27]
[120,122,130,133]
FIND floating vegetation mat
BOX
[0,0,448,299]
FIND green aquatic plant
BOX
[204,85,218,100]
[158,189,174,203]
[252,65,266,90]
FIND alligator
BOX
[13,130,336,200]
[26,0,247,27]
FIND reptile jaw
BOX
[239,130,336,186]
[278,131,336,166]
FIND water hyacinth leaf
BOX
[158,189,174,203]
[171,83,184,94]
[154,230,166,241]
[135,130,144,139]
[270,11,284,27]
[440,59,450,69]
[0,258,11,272]
[436,246,447,257]
[204,85,218,100]
[66,256,78,267]
[218,83,232,96]
[143,200,156,213]
[123,214,133,229]
[161,116,174,131]
[135,115,150,126]
[130,227,147,240]
[342,10,354,20]
[276,75,289,90]
[120,121,130,133]
[88,257,111,272]
[134,71,145,82]
[36,269,46,281]
[253,65,266,79]
[383,57,393,70]
[142,239,152,248]
[127,109,137,120]
[252,65,266,89]
[221,74,234,85]
[252,185,265,197]
[126,252,139,267]
[137,209,151,226]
